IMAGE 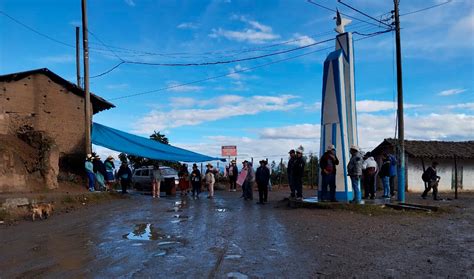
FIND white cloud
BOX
[209,16,279,44]
[358,113,474,149]
[438,88,467,96]
[177,22,199,30]
[124,0,135,6]
[288,33,317,47]
[304,101,321,112]
[166,81,204,92]
[448,103,474,110]
[134,94,300,134]
[38,54,75,64]
[106,83,129,90]
[259,124,320,140]
[356,100,422,112]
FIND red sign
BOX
[221,145,237,156]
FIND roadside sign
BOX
[221,145,237,156]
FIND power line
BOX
[90,61,125,79]
[110,29,392,101]
[400,0,453,16]
[0,10,75,48]
[123,37,335,67]
[306,0,387,29]
[337,0,393,29]
[87,30,125,62]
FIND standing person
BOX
[379,155,391,198]
[244,162,255,200]
[238,161,249,198]
[256,160,270,204]
[388,153,397,197]
[228,160,238,192]
[205,164,216,199]
[190,163,202,199]
[362,152,378,199]
[292,147,306,200]
[347,145,363,203]
[319,144,339,202]
[152,165,162,199]
[104,155,116,191]
[266,159,273,192]
[421,162,441,200]
[287,149,296,198]
[93,155,107,191]
[117,162,132,194]
[85,154,95,192]
[178,164,190,196]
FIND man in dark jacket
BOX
[256,160,271,204]
[228,160,238,192]
[287,149,296,198]
[117,162,132,194]
[319,144,339,202]
[421,161,441,200]
[292,147,306,200]
[191,164,202,198]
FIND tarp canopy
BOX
[92,122,224,163]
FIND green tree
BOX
[118,131,180,169]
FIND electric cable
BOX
[337,0,392,29]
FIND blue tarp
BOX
[92,122,224,163]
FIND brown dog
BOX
[31,203,54,221]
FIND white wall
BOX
[407,158,474,192]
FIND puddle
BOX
[302,197,319,203]
[224,254,242,260]
[158,241,178,246]
[153,251,167,257]
[227,272,248,279]
[123,223,172,241]
[216,208,228,213]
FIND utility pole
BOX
[81,0,92,155]
[394,0,405,202]
[75,26,81,88]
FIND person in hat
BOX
[292,147,306,200]
[85,154,95,192]
[104,155,116,191]
[228,160,238,192]
[178,164,190,196]
[256,160,271,204]
[190,163,202,198]
[243,161,255,200]
[287,149,296,198]
[152,165,162,199]
[319,144,339,202]
[421,161,441,200]
[117,161,132,194]
[347,145,363,203]
[93,155,107,191]
[205,164,216,199]
[363,152,378,199]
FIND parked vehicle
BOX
[132,166,179,195]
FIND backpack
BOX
[421,169,430,182]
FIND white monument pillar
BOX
[319,32,358,201]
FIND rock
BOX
[2,198,29,209]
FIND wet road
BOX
[1,191,473,278]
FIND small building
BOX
[0,68,114,192]
[371,139,474,192]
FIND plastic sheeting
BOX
[92,122,224,163]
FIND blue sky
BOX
[1,0,473,162]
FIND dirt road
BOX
[1,190,473,278]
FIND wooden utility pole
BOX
[394,0,405,202]
[454,155,458,199]
[75,26,81,88]
[81,0,92,155]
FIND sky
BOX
[1,0,473,164]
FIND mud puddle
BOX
[123,223,174,242]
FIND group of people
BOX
[320,144,398,203]
[84,153,116,192]
[85,153,133,194]
[177,163,217,199]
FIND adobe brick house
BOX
[371,139,474,193]
[0,68,114,192]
